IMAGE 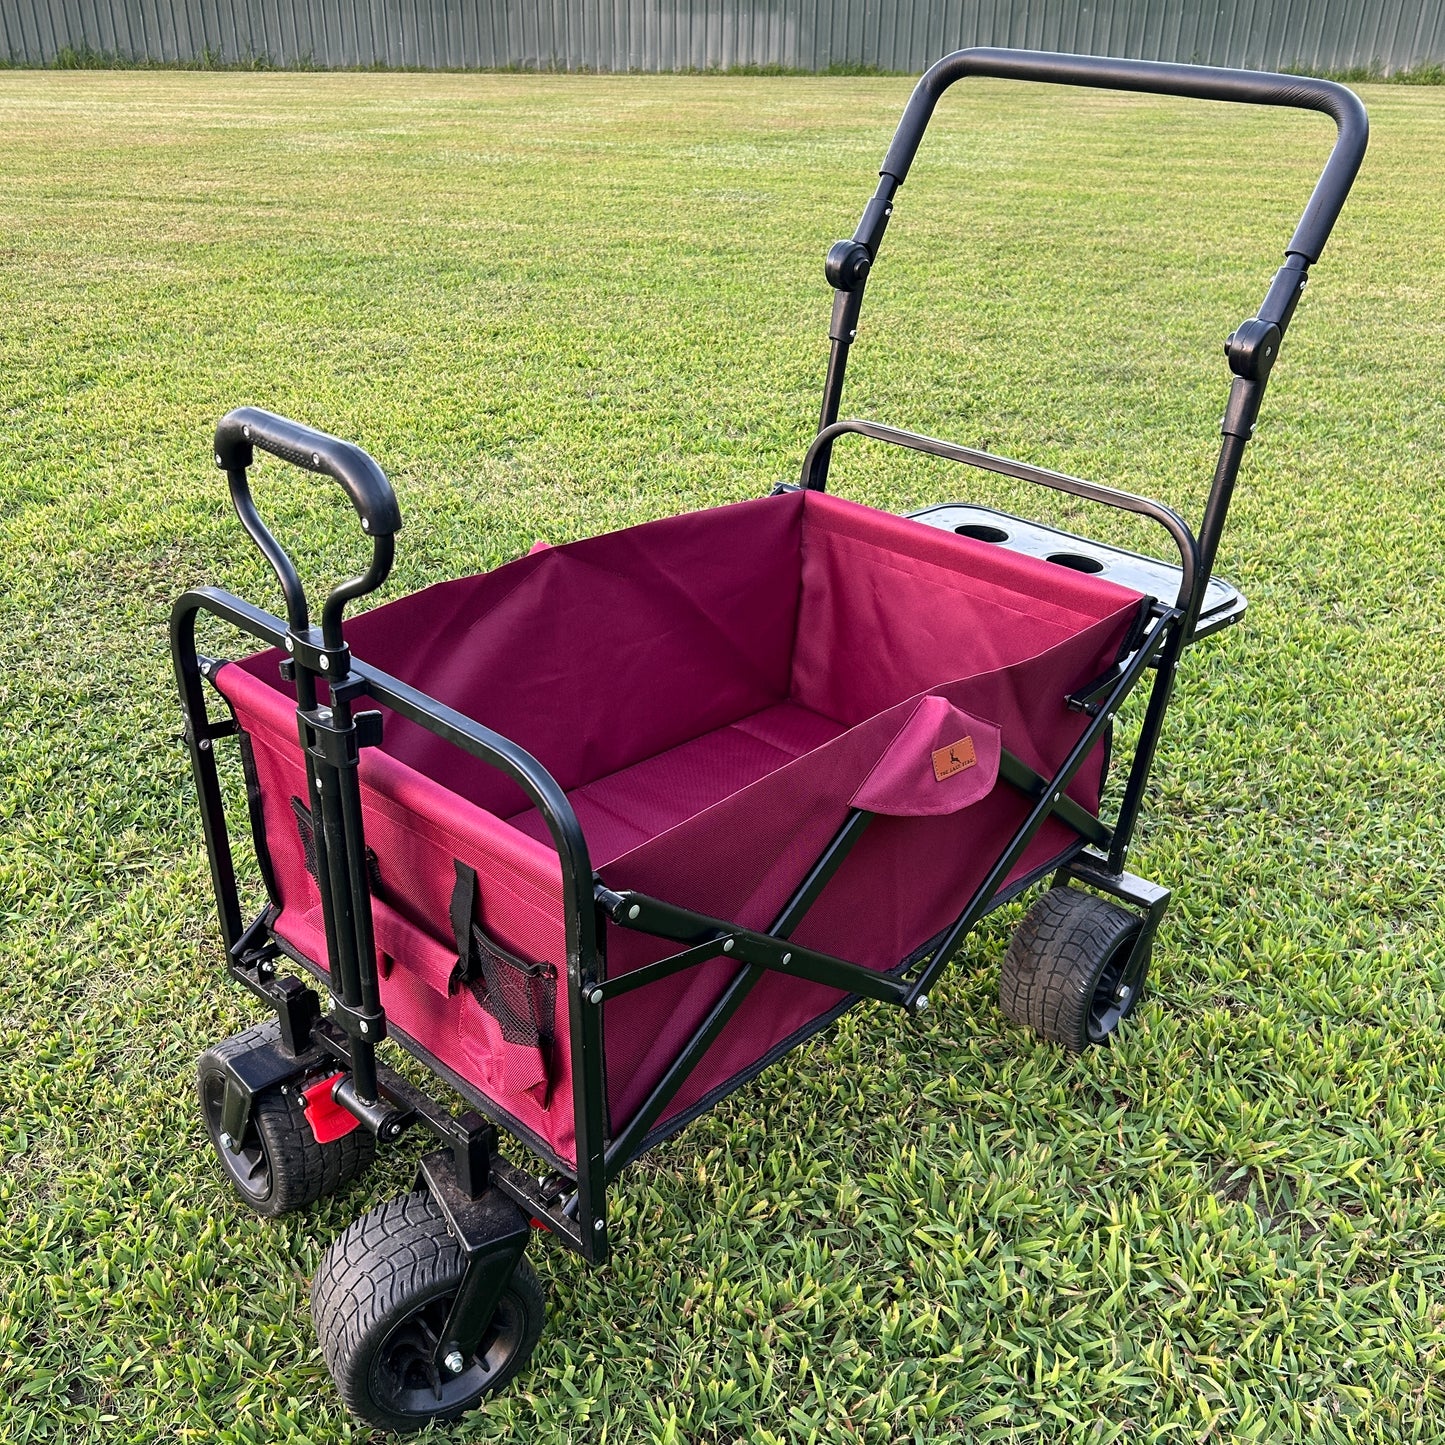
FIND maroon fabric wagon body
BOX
[217,487,1144,1169]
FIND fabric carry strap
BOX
[449,860,480,993]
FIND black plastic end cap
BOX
[825,240,872,291]
[214,409,256,471]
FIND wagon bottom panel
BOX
[214,488,1146,1170]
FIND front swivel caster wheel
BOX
[999,885,1148,1052]
[197,1018,375,1217]
[311,1190,546,1433]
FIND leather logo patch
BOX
[932,735,977,782]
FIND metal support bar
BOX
[997,750,1112,849]
[228,908,278,969]
[801,419,1200,615]
[300,679,384,1103]
[588,936,729,1002]
[603,810,876,1170]
[1066,662,1127,713]
[602,890,910,1007]
[171,609,244,954]
[490,1156,586,1253]
[1105,617,1188,875]
[605,963,766,1173]
[772,808,874,932]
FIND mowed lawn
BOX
[2,66,1445,1445]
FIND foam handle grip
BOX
[214,406,402,539]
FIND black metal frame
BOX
[174,50,1365,1280]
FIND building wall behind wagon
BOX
[4,0,1443,75]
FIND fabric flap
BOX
[850,694,1001,817]
[370,896,458,997]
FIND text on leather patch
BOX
[932,735,977,782]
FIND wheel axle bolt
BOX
[444,1350,465,1376]
[218,1131,234,1151]
[915,994,929,1013]
[1115,985,1131,1004]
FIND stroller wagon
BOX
[174,50,1366,1431]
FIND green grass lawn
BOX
[2,69,1444,1445]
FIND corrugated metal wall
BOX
[4,0,1443,73]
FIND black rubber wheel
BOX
[197,1018,375,1218]
[311,1191,546,1433]
[999,886,1146,1052]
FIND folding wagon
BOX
[173,50,1366,1431]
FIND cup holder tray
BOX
[907,503,1245,640]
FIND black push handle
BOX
[880,49,1368,264]
[821,51,1367,442]
[215,406,402,540]
[214,407,401,647]
[817,47,1368,626]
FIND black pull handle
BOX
[215,406,401,540]
[214,407,401,647]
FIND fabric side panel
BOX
[596,595,1141,1138]
[213,662,578,1166]
[333,492,807,818]
[791,489,1144,724]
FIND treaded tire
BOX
[999,886,1146,1052]
[311,1190,545,1433]
[197,1018,375,1218]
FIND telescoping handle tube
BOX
[211,409,404,1113]
[817,48,1368,629]
[214,407,401,647]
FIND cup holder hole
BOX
[1047,551,1105,574]
[955,523,1009,543]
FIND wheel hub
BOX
[1087,938,1146,1044]
[372,1293,524,1419]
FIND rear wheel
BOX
[311,1190,546,1433]
[197,1018,375,1217]
[999,886,1146,1052]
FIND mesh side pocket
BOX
[467,924,557,1051]
[290,796,384,898]
[291,797,320,879]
